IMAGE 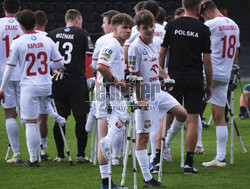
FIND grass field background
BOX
[0,82,249,189]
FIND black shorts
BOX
[52,77,90,117]
[170,77,203,114]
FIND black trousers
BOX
[52,77,90,157]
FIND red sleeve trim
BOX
[129,71,138,74]
[124,45,130,47]
[97,63,110,68]
[7,64,16,67]
[53,58,63,62]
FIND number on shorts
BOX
[2,35,20,58]
[55,41,73,64]
[26,52,48,76]
[221,35,236,59]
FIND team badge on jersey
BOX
[31,35,37,41]
[144,120,151,129]
[64,28,70,32]
[150,64,159,74]
[142,48,147,55]
[8,18,14,23]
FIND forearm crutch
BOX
[5,143,11,160]
[90,120,96,162]
[132,114,137,189]
[226,100,247,154]
[93,120,98,165]
[181,98,185,168]
[158,114,167,182]
[51,99,73,165]
[36,124,44,162]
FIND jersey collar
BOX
[139,35,152,45]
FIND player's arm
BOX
[230,47,239,80]
[203,53,213,102]
[159,46,168,69]
[97,64,129,92]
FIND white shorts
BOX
[95,83,129,121]
[89,100,97,117]
[0,80,20,109]
[20,84,51,120]
[207,80,228,107]
[136,90,180,134]
[38,100,48,114]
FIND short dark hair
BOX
[135,10,154,27]
[111,13,134,27]
[3,0,20,14]
[182,0,201,11]
[156,7,166,25]
[134,1,145,13]
[65,9,82,23]
[142,0,159,18]
[101,10,120,24]
[173,7,185,17]
[34,10,47,27]
[200,0,217,14]
[16,9,36,31]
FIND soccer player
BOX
[200,0,240,167]
[0,0,23,164]
[47,9,90,163]
[0,9,64,167]
[128,10,187,187]
[159,0,213,173]
[96,13,134,189]
[34,10,51,161]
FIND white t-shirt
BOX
[96,37,126,85]
[92,32,113,71]
[205,16,240,83]
[0,17,23,81]
[128,36,162,102]
[8,32,63,86]
[124,23,165,47]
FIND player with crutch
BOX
[200,0,240,167]
[128,10,187,187]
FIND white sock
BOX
[150,131,157,160]
[6,118,20,157]
[111,131,123,159]
[99,164,109,179]
[216,126,228,161]
[165,119,184,147]
[135,149,152,182]
[196,116,203,147]
[86,112,96,133]
[26,123,39,163]
[41,136,48,150]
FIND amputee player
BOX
[159,0,213,174]
[0,0,23,164]
[200,0,240,167]
[47,9,90,163]
[34,10,51,161]
[0,9,64,167]
[238,84,250,119]
[96,13,134,189]
[128,10,187,187]
[86,10,123,166]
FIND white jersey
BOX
[92,32,113,71]
[35,29,47,35]
[124,23,165,47]
[128,36,162,101]
[96,37,126,85]
[0,16,23,81]
[205,16,240,83]
[8,32,63,86]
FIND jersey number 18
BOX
[221,35,236,59]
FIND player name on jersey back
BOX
[56,33,74,39]
[5,25,19,31]
[27,42,43,49]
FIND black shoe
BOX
[22,160,40,167]
[151,163,159,174]
[184,165,198,174]
[41,154,51,161]
[143,178,167,188]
